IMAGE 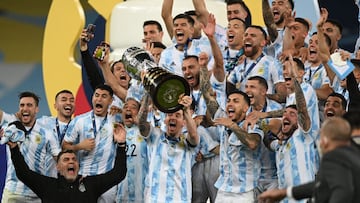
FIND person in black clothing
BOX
[79,28,131,104]
[6,122,127,203]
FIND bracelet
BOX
[117,141,126,147]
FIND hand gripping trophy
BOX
[122,47,190,113]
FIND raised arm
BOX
[262,0,278,42]
[10,144,50,198]
[96,45,127,101]
[94,123,127,196]
[192,0,210,26]
[289,56,311,131]
[179,95,199,146]
[199,60,219,117]
[79,29,105,90]
[161,0,174,39]
[203,13,225,82]
[137,93,152,137]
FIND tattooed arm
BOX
[231,123,261,150]
[137,94,151,137]
[262,0,278,42]
[200,62,219,118]
[294,79,311,131]
[289,57,311,131]
[231,122,261,151]
[247,109,284,119]
[213,117,261,150]
[265,109,285,118]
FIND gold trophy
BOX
[122,47,190,113]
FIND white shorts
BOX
[215,189,254,203]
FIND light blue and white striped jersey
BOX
[215,24,228,52]
[37,116,70,177]
[285,82,320,176]
[193,125,219,163]
[143,126,197,203]
[303,63,330,89]
[158,38,214,76]
[275,128,316,196]
[111,94,125,109]
[251,98,283,189]
[213,109,264,193]
[263,28,285,59]
[209,74,227,111]
[227,54,284,94]
[2,112,60,197]
[126,80,145,104]
[286,82,320,140]
[64,111,117,176]
[191,89,207,117]
[116,124,148,203]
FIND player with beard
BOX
[271,56,318,203]
[62,84,118,203]
[115,98,149,203]
[182,55,207,118]
[0,91,60,202]
[324,92,347,119]
[200,54,263,202]
[227,25,286,103]
[137,93,199,203]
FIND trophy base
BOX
[151,75,190,113]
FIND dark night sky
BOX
[318,0,359,51]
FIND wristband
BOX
[286,186,293,198]
[117,141,126,147]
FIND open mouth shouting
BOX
[247,94,255,104]
[325,110,335,118]
[168,120,177,131]
[119,74,127,81]
[273,10,281,21]
[228,33,235,43]
[175,31,186,43]
[227,108,236,119]
[94,103,105,114]
[185,74,195,86]
[67,165,76,175]
[244,42,253,54]
[64,106,73,114]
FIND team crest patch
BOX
[286,142,291,150]
[258,67,264,75]
[35,134,42,144]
